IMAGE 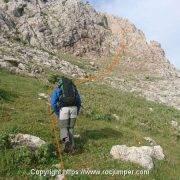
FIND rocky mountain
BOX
[0,0,179,109]
[0,0,115,57]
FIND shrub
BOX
[86,110,113,121]
[3,0,9,3]
[35,143,57,164]
[13,147,32,165]
[98,15,108,29]
[0,133,11,150]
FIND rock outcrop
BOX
[0,0,177,75]
[0,0,176,77]
[0,40,86,77]
[0,0,114,59]
[110,145,165,170]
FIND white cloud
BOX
[89,0,180,69]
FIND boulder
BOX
[110,145,165,170]
[9,133,46,151]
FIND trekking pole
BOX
[48,87,66,179]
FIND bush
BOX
[98,15,108,29]
[86,110,113,121]
[1,143,57,170]
[0,133,11,150]
[35,143,57,164]
[13,147,33,165]
[3,0,9,3]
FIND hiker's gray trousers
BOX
[58,106,77,148]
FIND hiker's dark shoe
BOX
[64,141,71,153]
[70,148,76,155]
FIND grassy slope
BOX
[0,69,180,179]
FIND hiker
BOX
[51,76,81,153]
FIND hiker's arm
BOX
[51,88,60,116]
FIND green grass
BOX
[0,69,180,179]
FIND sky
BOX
[88,0,180,69]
